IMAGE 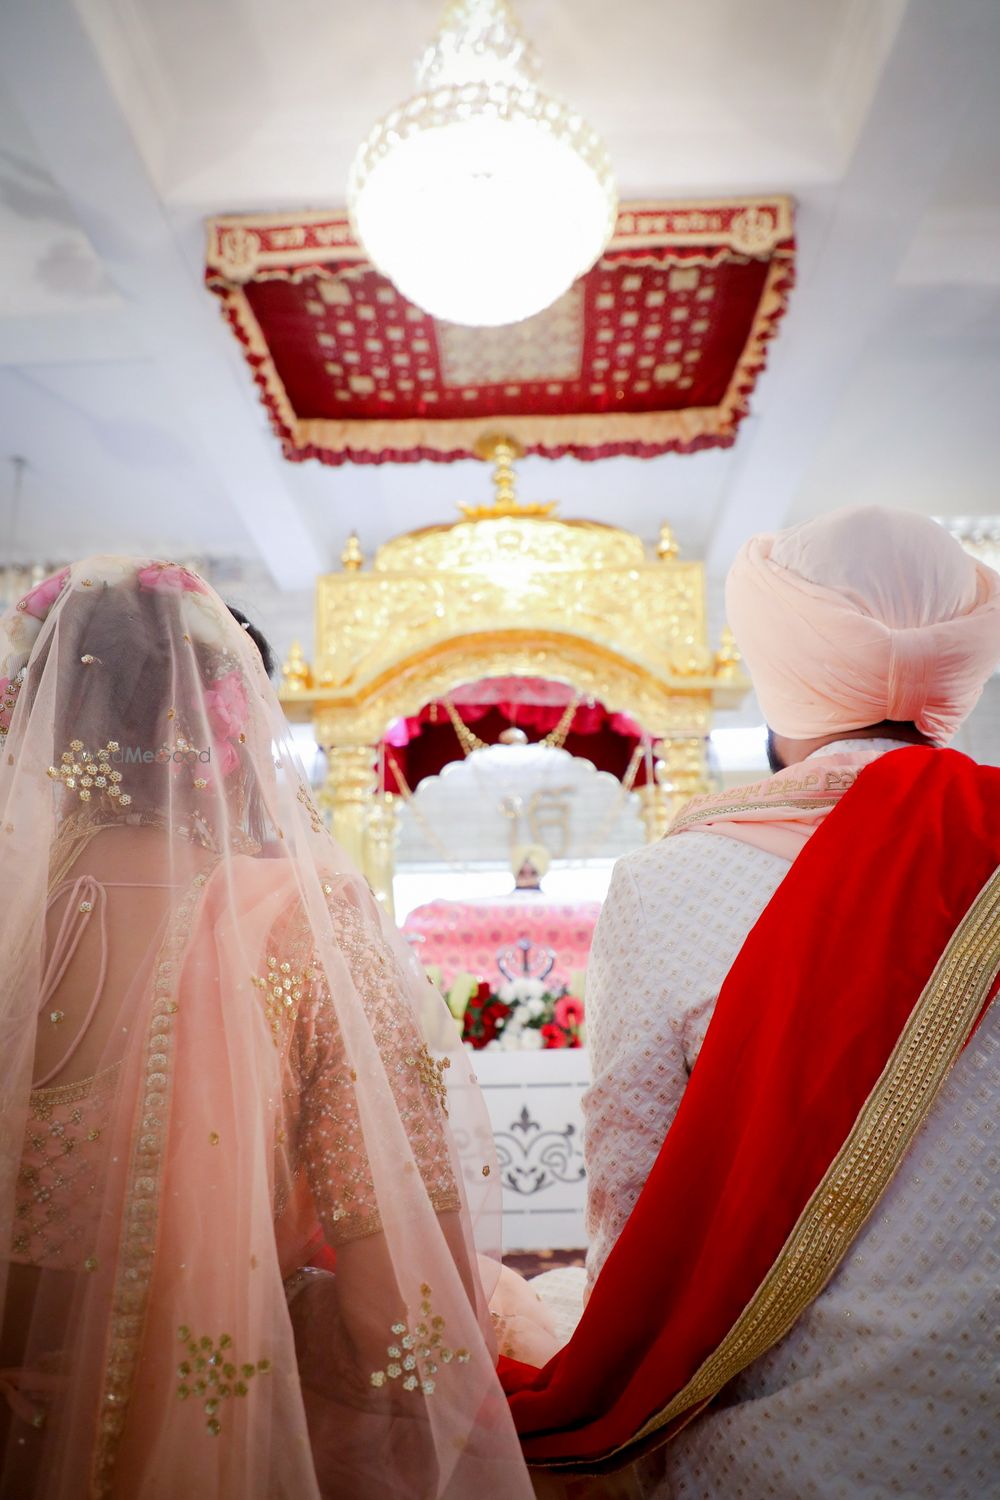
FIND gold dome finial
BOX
[656,522,680,561]
[281,639,313,694]
[341,531,365,571]
[458,432,558,520]
[714,624,742,682]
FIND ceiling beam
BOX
[0,0,325,589]
[706,0,1000,578]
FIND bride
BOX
[0,559,543,1499]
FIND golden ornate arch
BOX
[280,438,748,909]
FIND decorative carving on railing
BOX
[493,1105,586,1197]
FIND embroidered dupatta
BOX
[500,747,1000,1471]
[0,560,532,1500]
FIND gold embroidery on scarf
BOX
[411,1043,451,1116]
[46,740,129,807]
[369,1284,470,1394]
[251,955,315,1046]
[669,795,842,835]
[90,867,213,1498]
[667,765,861,836]
[535,864,1000,1472]
[296,781,325,834]
[175,1328,272,1435]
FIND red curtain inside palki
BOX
[379,678,652,794]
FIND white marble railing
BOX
[470,1048,590,1251]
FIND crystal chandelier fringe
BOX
[348,0,617,327]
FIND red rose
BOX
[541,1023,567,1049]
[462,987,509,1048]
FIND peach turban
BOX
[725,506,1000,742]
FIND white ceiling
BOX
[0,0,998,593]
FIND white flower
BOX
[2,612,41,665]
[180,591,229,649]
[499,978,547,1006]
[519,1028,544,1050]
[526,996,547,1020]
[498,1029,524,1051]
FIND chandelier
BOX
[347,0,617,328]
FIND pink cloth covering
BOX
[726,506,1000,742]
[668,749,885,861]
[402,897,601,988]
[0,558,533,1500]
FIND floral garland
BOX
[433,972,585,1052]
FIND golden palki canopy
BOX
[281,435,748,908]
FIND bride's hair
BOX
[22,577,276,830]
[225,604,276,680]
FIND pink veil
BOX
[0,559,532,1499]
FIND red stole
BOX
[500,747,1000,1471]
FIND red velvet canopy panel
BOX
[380,684,649,795]
[204,199,794,465]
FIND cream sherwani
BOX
[579,742,999,1499]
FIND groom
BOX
[502,506,1000,1497]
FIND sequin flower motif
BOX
[0,668,25,748]
[251,955,315,1046]
[369,1284,470,1395]
[176,1328,271,1436]
[47,741,129,807]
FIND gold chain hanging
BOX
[541,695,581,751]
[385,750,478,874]
[441,697,489,756]
[441,694,581,758]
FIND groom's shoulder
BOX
[610,831,734,912]
[616,829,732,882]
[610,830,788,927]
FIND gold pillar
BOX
[319,743,377,873]
[655,736,712,818]
[366,792,401,920]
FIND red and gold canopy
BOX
[205,198,794,465]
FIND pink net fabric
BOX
[0,559,531,1499]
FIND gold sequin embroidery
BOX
[296,781,325,834]
[369,1284,469,1394]
[270,882,462,1246]
[47,741,128,807]
[252,955,313,1046]
[91,868,212,1497]
[13,1064,122,1269]
[175,1328,271,1435]
[0,667,25,749]
[412,1043,451,1116]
